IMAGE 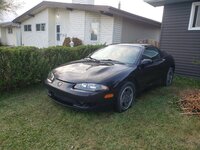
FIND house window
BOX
[90,22,99,41]
[36,24,40,31]
[36,23,46,31]
[189,2,200,30]
[24,25,32,31]
[8,27,13,34]
[56,25,61,41]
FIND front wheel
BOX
[115,82,136,113]
[164,67,174,86]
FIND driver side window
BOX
[142,47,161,61]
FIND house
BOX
[145,0,200,78]
[0,22,21,46]
[7,0,161,48]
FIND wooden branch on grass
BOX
[180,112,200,115]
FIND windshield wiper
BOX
[85,56,100,62]
[100,59,125,64]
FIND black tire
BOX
[163,67,174,86]
[115,81,136,113]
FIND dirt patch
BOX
[179,89,200,116]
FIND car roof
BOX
[113,43,153,48]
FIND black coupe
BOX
[45,44,175,112]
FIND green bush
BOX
[0,45,104,91]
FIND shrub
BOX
[0,41,6,47]
[63,37,83,47]
[72,37,83,46]
[0,45,104,91]
[63,38,71,46]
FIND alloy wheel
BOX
[166,67,174,86]
[120,86,134,110]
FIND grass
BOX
[0,76,200,150]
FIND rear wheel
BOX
[164,67,174,86]
[115,82,136,113]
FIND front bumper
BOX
[45,79,114,110]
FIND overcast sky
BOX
[2,0,163,22]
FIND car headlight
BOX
[74,83,109,92]
[47,72,55,83]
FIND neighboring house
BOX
[0,22,21,46]
[8,0,161,48]
[145,0,200,78]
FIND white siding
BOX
[21,9,86,47]
[0,28,6,45]
[84,12,100,44]
[0,27,1,41]
[6,33,16,46]
[50,8,70,46]
[121,18,161,43]
[21,9,49,48]
[48,8,56,46]
[48,9,85,46]
[16,27,21,46]
[84,12,114,45]
[113,16,122,44]
[0,28,1,43]
[6,28,17,46]
[69,10,85,42]
[99,15,114,45]
[17,7,161,48]
[0,27,20,46]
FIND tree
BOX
[0,0,20,16]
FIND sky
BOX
[2,0,163,22]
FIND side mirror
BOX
[141,59,153,66]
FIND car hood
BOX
[53,60,135,84]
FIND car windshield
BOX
[89,45,141,64]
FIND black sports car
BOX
[45,44,175,112]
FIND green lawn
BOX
[0,77,200,150]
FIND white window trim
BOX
[188,2,200,30]
[24,24,32,32]
[36,24,41,31]
[90,22,100,42]
[56,24,61,42]
[36,23,46,32]
[8,27,13,34]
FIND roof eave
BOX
[13,1,161,28]
[0,22,20,27]
[144,0,165,7]
[109,7,161,27]
[144,0,195,7]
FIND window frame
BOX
[24,24,32,32]
[90,22,99,41]
[142,46,161,62]
[8,27,13,34]
[56,25,61,41]
[24,25,27,31]
[41,23,45,31]
[188,2,200,30]
[36,23,46,31]
[36,24,40,31]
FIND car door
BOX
[137,46,165,87]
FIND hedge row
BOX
[0,45,104,91]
